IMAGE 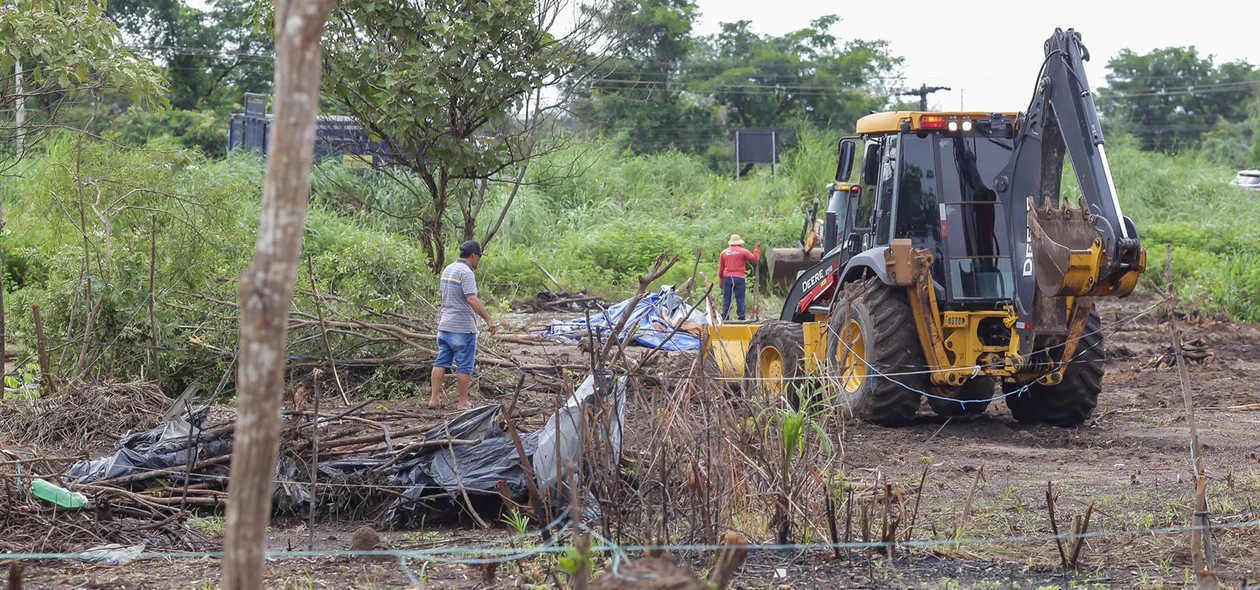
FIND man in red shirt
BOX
[719,234,760,321]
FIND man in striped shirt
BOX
[429,240,498,410]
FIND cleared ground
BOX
[7,290,1260,589]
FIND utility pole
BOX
[896,83,952,111]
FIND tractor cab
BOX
[827,111,1023,308]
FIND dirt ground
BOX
[7,290,1260,589]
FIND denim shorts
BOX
[435,330,477,375]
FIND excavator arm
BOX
[994,27,1147,344]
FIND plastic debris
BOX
[80,543,146,565]
[539,286,707,351]
[30,478,88,508]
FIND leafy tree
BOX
[1201,93,1260,169]
[569,6,903,168]
[106,0,180,48]
[106,0,272,111]
[321,0,606,272]
[1097,46,1259,152]
[0,0,167,165]
[569,0,716,154]
[692,16,901,132]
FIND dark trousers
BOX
[721,276,746,320]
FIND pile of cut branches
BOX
[0,379,169,449]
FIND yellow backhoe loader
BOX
[703,28,1147,427]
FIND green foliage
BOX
[1063,133,1260,319]
[105,0,273,112]
[476,135,810,297]
[691,16,901,132]
[189,516,226,536]
[569,5,902,167]
[0,134,433,391]
[102,108,229,157]
[319,0,598,272]
[571,0,717,155]
[1200,95,1260,170]
[0,0,167,161]
[501,508,530,537]
[1097,46,1259,152]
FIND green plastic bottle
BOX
[30,479,88,508]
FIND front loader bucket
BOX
[1028,198,1108,297]
[766,247,822,287]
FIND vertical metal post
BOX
[15,58,25,155]
[770,131,777,179]
[734,131,740,181]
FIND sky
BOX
[691,0,1258,113]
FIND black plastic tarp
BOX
[64,371,628,525]
[383,374,624,526]
[66,406,231,485]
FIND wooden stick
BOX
[1046,482,1069,573]
[682,247,702,299]
[532,259,568,293]
[0,455,84,466]
[306,254,349,406]
[308,369,320,551]
[443,421,489,529]
[1069,501,1093,568]
[1165,245,1219,585]
[599,251,679,363]
[149,214,161,385]
[825,487,841,559]
[955,465,983,542]
[32,304,54,395]
[752,246,760,321]
[369,438,480,472]
[904,463,930,544]
[502,377,551,539]
[94,454,233,487]
[844,484,853,556]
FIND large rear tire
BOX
[928,377,996,417]
[743,321,806,409]
[826,279,926,426]
[1003,309,1104,427]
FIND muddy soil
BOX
[8,290,1260,589]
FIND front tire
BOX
[826,279,926,426]
[743,321,806,409]
[1003,309,1104,427]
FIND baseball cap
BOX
[459,240,483,257]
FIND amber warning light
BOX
[920,114,947,130]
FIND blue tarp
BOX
[538,289,706,352]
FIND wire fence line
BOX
[1,517,1257,564]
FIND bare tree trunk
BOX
[219,0,336,587]
[426,171,450,273]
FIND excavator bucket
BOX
[1027,197,1109,297]
[766,247,823,287]
[768,215,824,287]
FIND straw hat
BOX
[728,234,745,246]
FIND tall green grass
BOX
[1063,133,1260,320]
[476,138,825,298]
[6,124,1260,379]
[0,134,436,389]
